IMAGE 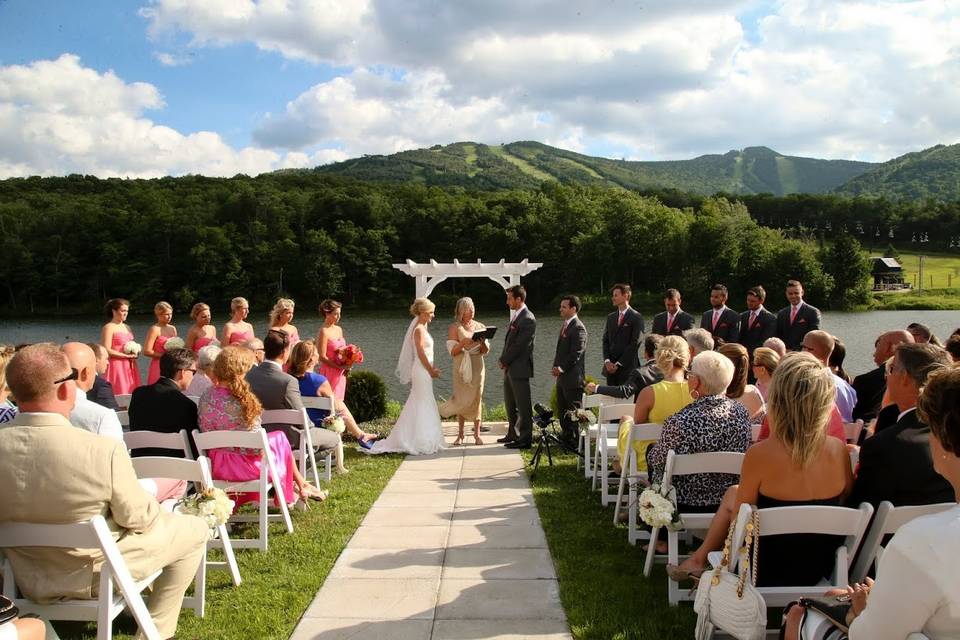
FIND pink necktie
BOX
[790,306,798,324]
[618,312,624,327]
[713,310,720,330]
[750,311,758,329]
[667,314,674,332]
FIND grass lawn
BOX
[521,449,697,639]
[885,249,960,290]
[59,448,404,640]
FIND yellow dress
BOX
[438,323,486,421]
[618,380,692,471]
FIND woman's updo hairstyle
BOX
[653,335,690,374]
[190,302,210,321]
[104,298,130,321]
[410,297,436,317]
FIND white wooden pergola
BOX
[392,259,543,298]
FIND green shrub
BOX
[345,370,388,423]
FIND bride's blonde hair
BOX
[409,297,435,317]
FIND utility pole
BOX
[918,255,925,292]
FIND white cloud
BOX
[153,51,192,66]
[0,54,317,178]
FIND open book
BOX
[470,326,497,342]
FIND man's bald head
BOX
[62,342,98,392]
[874,330,914,366]
[801,330,835,366]
[7,343,76,416]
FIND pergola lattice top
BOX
[392,259,543,298]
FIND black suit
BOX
[847,409,954,508]
[700,307,740,344]
[500,307,536,444]
[852,365,886,423]
[775,301,821,351]
[595,360,663,401]
[651,310,695,337]
[601,307,644,385]
[738,307,777,355]
[128,377,198,458]
[554,316,587,445]
[90,374,120,410]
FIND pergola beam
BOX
[392,259,543,298]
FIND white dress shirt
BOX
[69,389,124,442]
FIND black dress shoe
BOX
[496,436,516,444]
[504,441,532,449]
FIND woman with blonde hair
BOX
[316,299,349,401]
[222,297,255,346]
[439,297,490,445]
[198,346,326,505]
[186,302,218,353]
[144,301,178,385]
[101,298,142,394]
[367,298,444,455]
[751,346,780,401]
[0,344,17,423]
[667,352,852,584]
[718,342,765,420]
[268,298,299,346]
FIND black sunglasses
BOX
[53,368,79,385]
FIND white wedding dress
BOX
[367,323,445,455]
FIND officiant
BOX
[439,297,490,446]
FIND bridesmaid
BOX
[144,301,178,385]
[186,302,218,352]
[101,298,142,394]
[269,298,300,346]
[439,297,489,445]
[222,297,255,346]
[316,299,349,401]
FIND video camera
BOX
[532,402,555,429]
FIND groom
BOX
[498,284,536,449]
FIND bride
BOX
[366,298,445,455]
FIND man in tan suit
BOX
[0,344,208,640]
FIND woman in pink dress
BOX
[316,299,349,401]
[144,301,178,385]
[221,296,255,346]
[186,302,218,353]
[198,346,326,507]
[100,298,142,394]
[268,298,300,346]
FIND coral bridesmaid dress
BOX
[147,335,170,385]
[319,336,347,401]
[106,330,142,394]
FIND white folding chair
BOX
[123,429,194,459]
[0,516,162,640]
[114,394,132,410]
[843,419,864,444]
[131,455,242,590]
[299,397,337,482]
[727,501,874,608]
[262,407,333,486]
[578,392,616,476]
[613,421,662,528]
[117,410,129,428]
[643,450,745,605]
[751,423,762,443]
[851,500,954,582]
[191,429,294,552]
[590,403,636,505]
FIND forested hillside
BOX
[835,143,960,200]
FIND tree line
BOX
[5,172,954,315]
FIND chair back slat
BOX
[131,456,213,485]
[300,396,334,412]
[843,420,864,443]
[0,521,100,548]
[598,403,635,423]
[123,429,193,458]
[666,450,745,477]
[754,505,871,537]
[117,410,130,427]
[192,429,269,453]
[581,393,617,410]
[115,394,132,409]
[261,409,309,428]
[850,500,953,582]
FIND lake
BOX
[1,309,957,406]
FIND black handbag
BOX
[0,594,19,626]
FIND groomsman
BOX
[499,285,536,449]
[700,284,740,344]
[651,288,695,337]
[601,283,644,386]
[776,279,821,351]
[553,295,588,448]
[738,285,777,358]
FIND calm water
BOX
[1,309,957,406]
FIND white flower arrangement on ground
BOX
[322,414,345,433]
[637,483,683,530]
[566,407,595,431]
[176,488,235,537]
[164,337,185,350]
[123,340,142,355]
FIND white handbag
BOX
[693,506,767,640]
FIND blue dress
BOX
[297,372,331,426]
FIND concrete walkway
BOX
[290,424,573,640]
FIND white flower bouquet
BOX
[164,337,185,350]
[566,407,595,431]
[637,483,683,530]
[123,341,142,355]
[322,414,345,433]
[176,487,235,537]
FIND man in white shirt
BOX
[62,342,123,441]
[801,331,858,422]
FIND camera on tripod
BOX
[532,402,555,430]
[528,401,581,478]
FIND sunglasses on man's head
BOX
[53,368,79,385]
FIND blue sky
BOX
[0,0,957,177]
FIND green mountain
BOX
[314,141,877,195]
[835,143,960,200]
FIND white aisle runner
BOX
[289,424,572,640]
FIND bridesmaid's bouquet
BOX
[176,487,235,537]
[164,337,185,350]
[322,415,346,433]
[337,344,364,367]
[123,341,142,355]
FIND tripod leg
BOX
[545,436,553,466]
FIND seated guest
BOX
[946,334,960,363]
[907,321,942,346]
[199,346,326,504]
[245,337,266,365]
[830,337,851,383]
[648,351,751,511]
[784,365,960,639]
[763,336,787,357]
[128,348,200,458]
[852,330,913,422]
[87,342,120,410]
[186,344,220,397]
[651,288,695,337]
[62,342,123,440]
[717,342,765,421]
[683,327,714,360]
[0,344,208,640]
[751,346,780,401]
[0,344,17,423]
[802,330,858,422]
[586,334,663,401]
[668,352,853,585]
[617,335,692,472]
[847,343,954,508]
